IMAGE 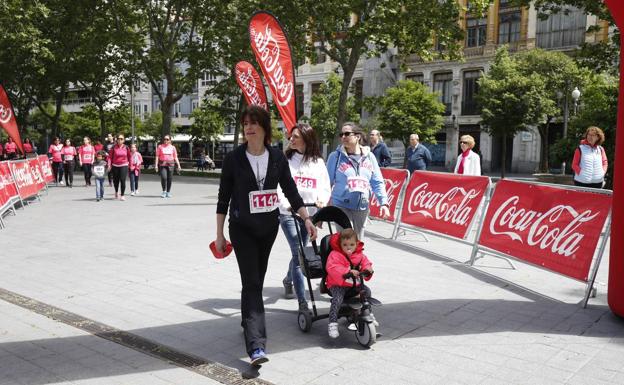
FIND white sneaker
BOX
[59,180,64,185]
[161,191,167,198]
[328,322,339,339]
[370,313,380,327]
[130,191,135,196]
[135,190,139,195]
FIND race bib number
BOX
[83,153,92,161]
[64,155,74,161]
[94,166,105,174]
[294,176,317,190]
[347,176,370,194]
[249,189,279,214]
[161,147,174,155]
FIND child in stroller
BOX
[295,206,380,347]
[326,228,376,338]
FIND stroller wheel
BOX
[298,311,312,332]
[355,321,376,347]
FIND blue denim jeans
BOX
[95,178,104,199]
[279,214,308,303]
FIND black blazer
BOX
[217,143,304,230]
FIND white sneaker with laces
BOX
[130,191,135,196]
[328,322,339,339]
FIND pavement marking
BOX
[0,287,272,385]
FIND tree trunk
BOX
[501,132,507,179]
[97,103,107,141]
[161,99,172,138]
[334,38,365,148]
[51,84,67,138]
[538,119,550,173]
[232,95,244,148]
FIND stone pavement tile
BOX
[565,374,618,385]
[503,356,575,382]
[544,348,595,373]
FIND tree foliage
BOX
[374,80,445,149]
[309,73,360,145]
[477,48,554,178]
[189,99,225,142]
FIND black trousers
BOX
[52,161,62,183]
[229,221,279,355]
[159,166,173,192]
[63,161,74,186]
[574,180,603,189]
[111,166,128,195]
[82,164,93,185]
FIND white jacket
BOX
[278,152,331,215]
[454,150,481,176]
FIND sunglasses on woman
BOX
[339,132,355,138]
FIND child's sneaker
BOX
[370,313,379,327]
[249,348,268,366]
[328,322,339,339]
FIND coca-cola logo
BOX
[30,164,44,184]
[371,179,401,207]
[489,196,600,257]
[250,24,293,107]
[236,67,267,110]
[406,182,481,226]
[11,164,34,188]
[0,103,12,124]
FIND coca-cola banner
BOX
[37,155,54,183]
[235,61,269,111]
[0,84,24,154]
[27,158,46,191]
[0,161,19,207]
[479,180,611,281]
[370,168,409,222]
[249,11,297,134]
[10,160,42,199]
[400,171,490,239]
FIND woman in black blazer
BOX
[215,105,317,366]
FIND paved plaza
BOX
[1,174,623,385]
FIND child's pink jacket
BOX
[325,232,373,289]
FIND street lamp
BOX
[572,87,581,115]
[559,85,580,175]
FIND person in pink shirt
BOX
[155,135,181,198]
[48,137,64,185]
[128,143,143,196]
[61,139,77,187]
[107,133,131,200]
[78,136,96,186]
[23,138,34,155]
[5,137,17,160]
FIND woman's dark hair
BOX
[285,123,321,162]
[241,105,271,145]
[342,122,367,146]
[24,138,31,144]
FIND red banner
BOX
[400,171,490,239]
[37,155,54,183]
[10,160,42,199]
[27,158,46,191]
[0,85,24,154]
[0,161,19,208]
[370,168,409,222]
[479,180,611,281]
[235,61,269,111]
[249,11,297,134]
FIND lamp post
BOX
[572,87,581,115]
[559,85,580,175]
[130,80,135,145]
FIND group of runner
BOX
[47,134,181,200]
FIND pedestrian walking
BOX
[23,138,34,156]
[369,129,392,167]
[405,133,432,173]
[78,137,96,186]
[92,152,107,201]
[327,122,390,240]
[572,126,608,188]
[105,133,115,186]
[454,135,481,176]
[4,137,17,160]
[107,134,131,200]
[277,123,331,309]
[129,144,143,196]
[155,135,181,198]
[215,105,317,366]
[61,139,77,187]
[48,138,64,185]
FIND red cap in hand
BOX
[210,240,233,259]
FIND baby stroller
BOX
[293,205,381,347]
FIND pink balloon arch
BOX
[605,0,624,317]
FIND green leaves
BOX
[374,80,445,148]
